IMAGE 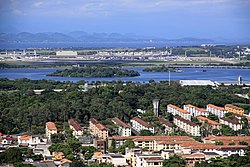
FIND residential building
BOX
[225,104,244,115]
[131,117,154,134]
[45,122,57,140]
[112,117,131,136]
[89,118,109,139]
[206,104,228,118]
[184,104,208,117]
[95,153,128,167]
[180,153,205,167]
[94,139,106,153]
[0,133,14,145]
[157,117,174,134]
[167,104,191,120]
[68,119,83,138]
[174,116,201,136]
[196,116,221,133]
[135,154,164,167]
[108,136,196,151]
[204,136,250,146]
[219,117,242,131]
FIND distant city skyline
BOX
[0,0,250,40]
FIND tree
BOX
[0,147,23,164]
[117,140,135,154]
[239,141,248,145]
[215,141,224,145]
[139,129,153,136]
[163,154,186,167]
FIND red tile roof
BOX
[131,117,153,128]
[68,119,82,131]
[20,135,31,140]
[109,136,195,142]
[225,104,244,110]
[207,104,226,111]
[197,116,220,125]
[220,117,240,125]
[157,117,173,127]
[96,123,108,131]
[174,116,198,127]
[112,117,131,128]
[186,104,207,113]
[46,122,57,131]
[168,104,190,114]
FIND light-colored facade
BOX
[174,116,201,136]
[89,118,109,139]
[45,122,57,140]
[206,104,228,118]
[157,117,174,135]
[112,117,131,136]
[184,104,209,117]
[196,116,221,133]
[219,117,242,131]
[68,119,83,137]
[135,154,164,167]
[225,104,244,115]
[167,104,191,120]
[131,117,154,134]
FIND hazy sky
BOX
[0,0,250,39]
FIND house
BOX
[225,104,244,115]
[157,117,174,134]
[135,154,164,167]
[94,139,106,153]
[95,153,128,167]
[184,104,208,117]
[18,135,32,147]
[45,122,57,140]
[174,116,201,136]
[219,117,242,131]
[196,116,221,134]
[180,153,205,167]
[0,133,14,145]
[167,104,191,120]
[131,117,154,134]
[206,104,228,118]
[112,117,131,136]
[18,135,47,148]
[68,119,83,137]
[89,118,109,139]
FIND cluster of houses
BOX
[1,103,250,167]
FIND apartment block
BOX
[68,119,83,138]
[167,104,191,120]
[157,117,174,134]
[184,104,208,117]
[206,104,228,118]
[174,116,201,136]
[225,104,244,115]
[196,116,221,133]
[45,122,57,140]
[89,118,109,139]
[131,117,154,134]
[112,117,131,136]
[219,117,242,131]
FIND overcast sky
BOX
[0,0,250,39]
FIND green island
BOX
[47,67,140,77]
[143,65,183,72]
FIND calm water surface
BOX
[0,68,249,83]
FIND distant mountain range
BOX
[0,31,214,43]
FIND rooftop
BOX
[168,104,190,114]
[20,135,31,141]
[174,116,198,127]
[157,117,174,127]
[96,123,108,131]
[131,117,153,128]
[225,104,244,111]
[109,136,195,142]
[112,117,131,128]
[89,118,99,125]
[197,116,220,125]
[220,117,240,125]
[46,122,57,131]
[68,119,82,131]
[185,104,207,113]
[207,104,226,111]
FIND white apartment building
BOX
[157,117,174,135]
[68,119,83,137]
[206,104,228,118]
[45,122,57,140]
[131,117,154,134]
[135,154,164,167]
[112,117,131,136]
[174,116,201,136]
[184,104,209,117]
[219,117,242,131]
[167,104,191,120]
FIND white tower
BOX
[238,76,242,85]
[153,99,160,117]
